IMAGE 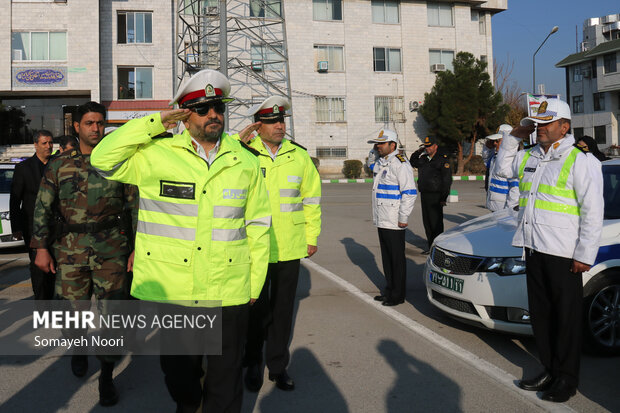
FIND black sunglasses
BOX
[190,101,226,116]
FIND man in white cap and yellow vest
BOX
[482,124,519,211]
[495,98,603,402]
[91,69,271,413]
[368,129,416,306]
[237,95,321,392]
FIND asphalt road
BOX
[0,181,618,412]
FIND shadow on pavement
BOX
[252,347,349,413]
[340,237,384,291]
[378,339,462,412]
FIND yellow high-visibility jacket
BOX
[91,114,271,306]
[239,136,321,262]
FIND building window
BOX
[181,0,218,15]
[427,2,453,27]
[573,127,584,139]
[118,12,152,44]
[594,125,606,145]
[316,146,347,158]
[478,11,486,34]
[11,31,67,61]
[313,0,342,21]
[572,96,583,113]
[314,45,344,71]
[604,53,617,74]
[251,44,284,71]
[429,49,455,72]
[118,67,153,99]
[372,0,399,24]
[250,0,281,18]
[375,96,405,122]
[373,47,401,72]
[315,97,346,122]
[573,66,582,82]
[591,59,597,78]
[594,93,605,111]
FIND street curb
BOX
[320,175,485,184]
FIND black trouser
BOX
[28,247,55,300]
[525,249,583,388]
[244,259,300,375]
[420,192,444,249]
[160,303,249,413]
[377,228,406,303]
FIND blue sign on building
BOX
[12,67,68,87]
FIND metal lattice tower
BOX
[175,0,294,137]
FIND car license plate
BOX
[430,271,464,294]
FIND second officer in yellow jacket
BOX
[237,96,321,392]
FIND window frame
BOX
[312,0,343,22]
[316,146,347,158]
[429,49,455,72]
[603,53,617,74]
[427,2,454,27]
[594,125,606,145]
[117,11,153,44]
[593,92,605,111]
[373,47,402,73]
[572,95,584,114]
[371,0,400,24]
[11,31,67,61]
[249,0,282,18]
[374,96,405,123]
[117,66,154,100]
[314,44,345,72]
[251,43,285,71]
[315,96,346,123]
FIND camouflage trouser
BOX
[55,252,129,301]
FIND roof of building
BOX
[556,38,620,67]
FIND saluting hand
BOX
[509,125,536,142]
[238,122,262,143]
[160,109,192,130]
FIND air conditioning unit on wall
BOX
[12,49,22,61]
[317,61,328,72]
[431,63,446,72]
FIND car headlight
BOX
[479,257,526,276]
[0,211,9,220]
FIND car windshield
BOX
[0,169,14,194]
[603,164,620,220]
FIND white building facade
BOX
[556,13,620,149]
[0,0,506,173]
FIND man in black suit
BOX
[10,129,55,300]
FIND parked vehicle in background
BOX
[424,159,620,355]
[0,163,26,249]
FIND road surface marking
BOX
[302,258,577,413]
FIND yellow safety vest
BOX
[91,115,271,306]
[238,136,321,262]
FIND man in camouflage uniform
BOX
[31,101,136,407]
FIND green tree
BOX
[420,52,509,175]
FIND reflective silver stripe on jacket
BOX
[245,216,271,227]
[93,160,127,178]
[303,197,321,205]
[140,198,199,217]
[212,227,247,241]
[280,203,303,212]
[137,220,196,241]
[280,189,301,198]
[213,205,245,219]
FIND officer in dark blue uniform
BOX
[409,136,452,254]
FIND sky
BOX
[492,0,618,98]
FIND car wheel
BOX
[583,275,620,356]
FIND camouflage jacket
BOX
[30,149,137,259]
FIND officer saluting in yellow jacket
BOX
[236,96,321,393]
[91,69,271,413]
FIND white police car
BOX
[424,159,620,354]
[0,163,26,248]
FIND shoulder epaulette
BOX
[240,141,260,156]
[289,140,307,151]
[396,154,407,163]
[70,150,80,158]
[573,143,588,154]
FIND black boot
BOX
[244,363,264,392]
[71,354,88,377]
[98,361,118,406]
